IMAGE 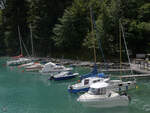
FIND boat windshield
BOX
[84,79,89,85]
[93,79,101,83]
[88,88,106,95]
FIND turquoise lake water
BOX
[0,57,150,113]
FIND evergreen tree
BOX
[0,10,5,56]
[3,0,29,55]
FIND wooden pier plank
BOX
[101,69,132,72]
[116,74,150,78]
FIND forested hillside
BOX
[0,0,150,61]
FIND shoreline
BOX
[1,56,130,69]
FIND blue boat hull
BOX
[53,75,76,81]
[68,87,89,93]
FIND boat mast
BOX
[90,7,96,63]
[0,0,6,9]
[120,21,134,76]
[30,24,34,57]
[18,25,23,55]
[119,20,122,76]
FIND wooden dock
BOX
[116,74,150,78]
[101,69,132,72]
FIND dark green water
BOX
[0,57,150,113]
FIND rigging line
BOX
[17,26,23,55]
[119,20,122,77]
[21,39,30,57]
[0,0,5,9]
[120,22,134,76]
[98,35,108,70]
[90,7,96,64]
[30,24,34,57]
[90,7,108,70]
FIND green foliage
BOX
[2,0,29,55]
[0,0,150,59]
[53,0,90,50]
[138,3,150,22]
[1,0,72,56]
[0,10,6,55]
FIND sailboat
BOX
[6,26,32,66]
[97,20,136,92]
[68,76,110,93]
[80,7,108,80]
[19,24,38,69]
[116,20,136,89]
[68,8,110,93]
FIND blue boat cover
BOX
[80,64,107,79]
[97,73,106,78]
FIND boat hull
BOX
[53,75,76,81]
[68,87,89,93]
[7,58,31,66]
[78,95,129,108]
[130,63,150,74]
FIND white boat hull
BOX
[40,62,73,73]
[78,96,129,108]
[18,62,34,68]
[25,63,43,72]
[108,80,136,92]
[77,92,129,108]
[130,63,150,74]
[7,58,31,66]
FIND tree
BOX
[0,10,5,55]
[3,0,29,55]
[27,0,72,56]
[53,0,90,50]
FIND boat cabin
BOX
[108,80,123,85]
[81,77,104,86]
[41,62,64,72]
[88,82,109,95]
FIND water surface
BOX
[0,57,150,113]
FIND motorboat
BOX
[68,77,110,93]
[49,71,79,81]
[77,82,130,108]
[25,63,44,72]
[40,62,73,73]
[7,58,32,66]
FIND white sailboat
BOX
[107,79,136,92]
[68,77,135,93]
[68,76,110,93]
[6,26,31,66]
[7,57,31,66]
[77,82,130,108]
